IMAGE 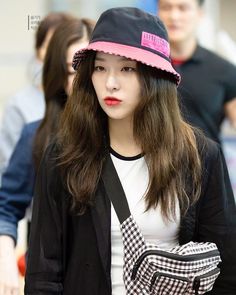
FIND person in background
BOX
[135,0,158,14]
[0,17,95,295]
[0,12,73,183]
[25,7,236,294]
[158,0,236,144]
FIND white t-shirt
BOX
[110,149,180,295]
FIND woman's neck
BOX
[108,118,142,157]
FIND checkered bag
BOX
[102,155,221,294]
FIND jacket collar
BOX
[184,45,207,64]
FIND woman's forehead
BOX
[95,52,136,63]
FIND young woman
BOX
[0,12,73,182]
[25,7,236,295]
[0,18,95,295]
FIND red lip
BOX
[104,97,122,106]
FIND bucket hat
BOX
[72,7,180,85]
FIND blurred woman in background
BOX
[0,12,73,181]
[0,17,95,295]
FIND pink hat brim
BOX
[73,41,180,85]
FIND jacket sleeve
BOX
[197,143,236,295]
[25,144,63,294]
[0,124,36,242]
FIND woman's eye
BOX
[122,66,136,72]
[94,66,105,72]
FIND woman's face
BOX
[65,40,88,95]
[91,52,141,123]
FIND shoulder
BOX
[3,86,44,124]
[194,131,230,197]
[6,85,42,106]
[40,140,62,179]
[195,130,218,154]
[22,120,41,136]
[195,130,220,170]
[16,120,41,148]
[36,141,67,205]
[198,46,236,72]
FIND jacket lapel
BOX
[91,182,111,284]
[179,203,197,245]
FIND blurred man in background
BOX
[158,0,236,144]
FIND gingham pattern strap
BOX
[121,215,146,260]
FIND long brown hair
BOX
[33,18,95,169]
[57,51,202,218]
[35,12,73,53]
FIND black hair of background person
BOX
[33,18,95,170]
[35,12,74,51]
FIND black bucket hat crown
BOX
[72,7,180,85]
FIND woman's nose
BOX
[105,74,120,92]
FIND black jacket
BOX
[25,137,236,295]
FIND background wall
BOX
[220,0,236,40]
[0,0,47,115]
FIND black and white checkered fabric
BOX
[121,215,221,295]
